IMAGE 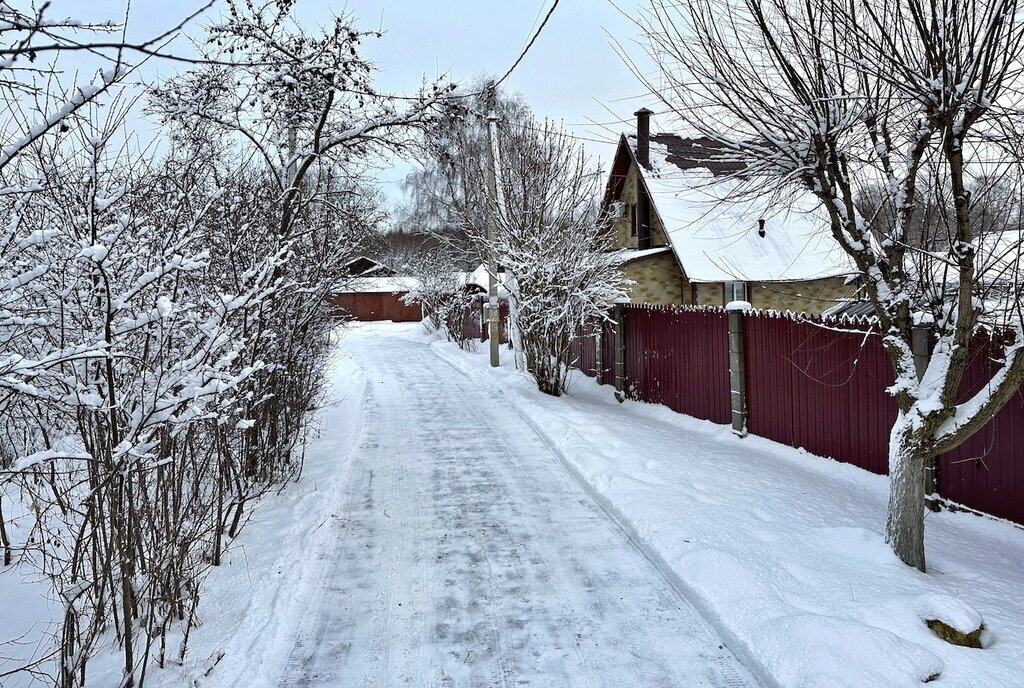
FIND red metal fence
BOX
[939,339,1024,523]
[744,316,896,476]
[330,292,422,322]
[462,297,510,344]
[623,307,731,424]
[566,304,1024,525]
[568,320,602,378]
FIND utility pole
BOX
[484,81,501,367]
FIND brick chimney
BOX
[634,107,653,169]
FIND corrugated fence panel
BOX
[939,339,1024,523]
[624,307,648,401]
[600,317,616,385]
[785,319,896,475]
[745,315,796,448]
[746,315,895,475]
[622,306,730,424]
[572,320,599,377]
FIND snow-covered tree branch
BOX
[639,0,1024,570]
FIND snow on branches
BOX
[640,0,1024,570]
[0,2,433,686]
[419,87,628,395]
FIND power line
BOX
[516,122,623,147]
[330,1,561,104]
[494,0,560,88]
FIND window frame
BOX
[723,281,748,305]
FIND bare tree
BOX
[639,0,1024,570]
[422,88,628,394]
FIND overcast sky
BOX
[45,0,663,203]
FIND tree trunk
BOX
[0,495,11,566]
[885,426,928,571]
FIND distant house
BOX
[460,264,509,297]
[603,109,857,314]
[343,256,395,278]
[331,256,421,322]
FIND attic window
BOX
[630,203,638,236]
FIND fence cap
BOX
[725,300,752,311]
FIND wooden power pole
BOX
[484,81,501,367]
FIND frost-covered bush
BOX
[0,1,447,685]
[410,87,626,395]
[487,119,626,396]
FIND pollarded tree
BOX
[639,0,1024,570]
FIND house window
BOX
[724,282,747,305]
[630,203,638,236]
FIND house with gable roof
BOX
[603,109,858,313]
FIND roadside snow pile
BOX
[424,329,1024,688]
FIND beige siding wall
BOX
[692,283,723,307]
[621,253,686,305]
[690,277,853,314]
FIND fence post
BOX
[728,306,748,437]
[913,323,940,511]
[594,318,603,381]
[614,303,626,402]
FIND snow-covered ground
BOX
[422,325,1024,688]
[5,322,1023,687]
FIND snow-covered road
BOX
[274,326,756,687]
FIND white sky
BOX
[39,0,663,203]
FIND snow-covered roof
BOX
[342,276,421,293]
[615,246,673,265]
[625,134,856,284]
[461,264,510,297]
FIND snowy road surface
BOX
[273,326,756,687]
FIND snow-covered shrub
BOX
[486,118,626,395]
[403,250,478,348]
[0,1,448,684]
[410,86,627,394]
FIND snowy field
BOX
[4,322,1023,687]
